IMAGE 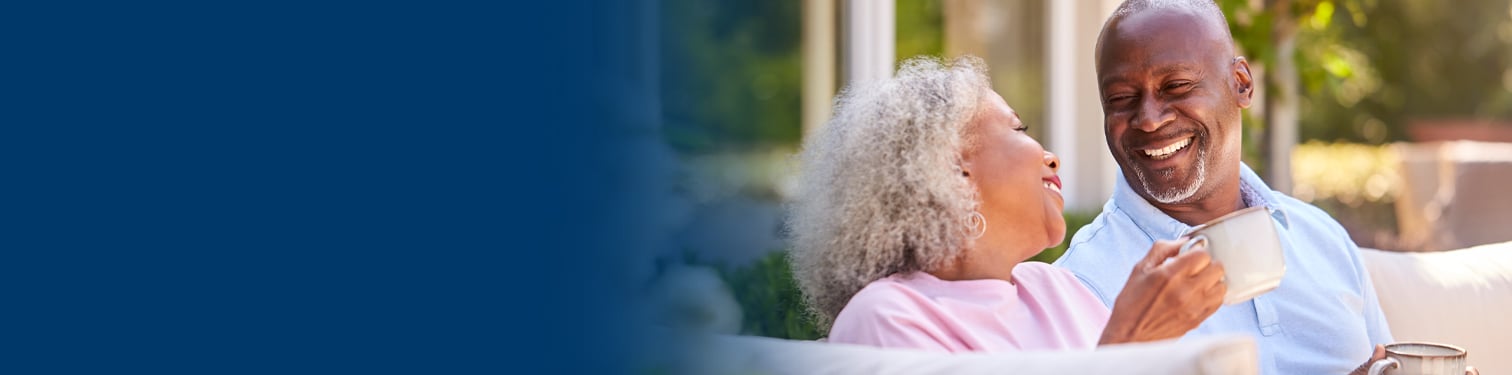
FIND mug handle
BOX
[1178,235,1209,255]
[1466,365,1479,375]
[1368,357,1398,375]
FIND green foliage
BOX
[1303,0,1512,142]
[660,0,803,155]
[712,251,822,340]
[896,0,944,60]
[1219,0,1512,144]
[1217,0,1280,65]
[659,0,943,156]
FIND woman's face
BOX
[962,91,1066,251]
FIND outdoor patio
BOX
[612,0,1512,373]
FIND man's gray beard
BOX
[1133,147,1207,204]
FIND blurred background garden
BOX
[629,0,1512,340]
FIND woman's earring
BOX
[967,211,987,240]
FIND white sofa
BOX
[1361,241,1512,374]
[692,332,1258,374]
[675,241,1512,374]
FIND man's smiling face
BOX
[1096,8,1252,206]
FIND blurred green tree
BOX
[660,0,942,155]
[896,0,944,61]
[1217,0,1346,180]
[1302,0,1512,142]
[660,0,804,155]
[1220,0,1512,145]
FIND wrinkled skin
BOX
[1099,239,1226,345]
[1096,7,1252,226]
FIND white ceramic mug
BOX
[1368,342,1478,375]
[1177,205,1286,305]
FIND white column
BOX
[803,0,837,138]
[1046,0,1121,212]
[1046,0,1082,209]
[1094,0,1122,206]
[842,0,895,85]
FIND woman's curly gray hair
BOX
[787,56,991,332]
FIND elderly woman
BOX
[788,56,1226,352]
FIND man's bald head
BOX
[1099,0,1234,62]
[1110,0,1227,24]
[1093,0,1255,217]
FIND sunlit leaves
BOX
[1291,141,1399,205]
[1310,1,1335,30]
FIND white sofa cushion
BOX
[682,333,1256,375]
[1361,242,1512,374]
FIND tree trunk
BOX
[1264,0,1299,194]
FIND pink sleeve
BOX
[826,283,955,352]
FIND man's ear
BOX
[1233,56,1254,108]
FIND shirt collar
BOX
[1112,162,1290,240]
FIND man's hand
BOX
[1100,238,1226,345]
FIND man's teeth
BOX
[1043,181,1060,193]
[1143,137,1192,159]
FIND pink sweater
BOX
[827,262,1111,353]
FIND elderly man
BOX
[1053,1,1393,374]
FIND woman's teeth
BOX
[1043,181,1060,193]
[1143,137,1192,160]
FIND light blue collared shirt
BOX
[1055,163,1392,375]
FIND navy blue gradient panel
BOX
[3,0,627,373]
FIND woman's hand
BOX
[1099,238,1226,345]
[1348,345,1386,375]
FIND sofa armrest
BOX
[1361,242,1512,374]
[682,333,1256,375]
